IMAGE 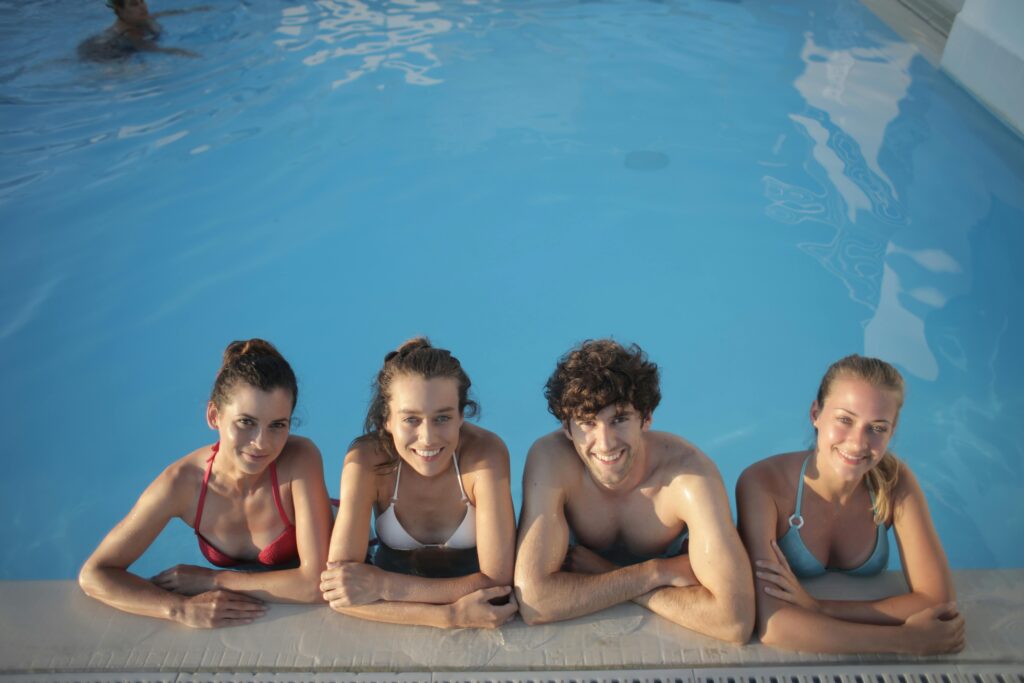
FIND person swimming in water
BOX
[736,354,965,654]
[78,0,205,62]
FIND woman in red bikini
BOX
[79,339,332,628]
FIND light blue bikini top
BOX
[375,453,476,551]
[777,455,889,578]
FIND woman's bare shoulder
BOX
[342,436,391,469]
[276,435,324,472]
[890,457,923,500]
[738,451,807,493]
[458,423,510,467]
[143,444,212,515]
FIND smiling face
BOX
[206,384,293,475]
[385,374,465,477]
[811,376,901,484]
[564,403,650,491]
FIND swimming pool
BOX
[2,0,1023,582]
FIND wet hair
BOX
[209,339,298,412]
[816,354,905,525]
[544,339,661,424]
[106,0,125,11]
[357,337,478,472]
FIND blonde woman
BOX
[737,355,964,654]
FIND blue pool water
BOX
[2,0,1023,581]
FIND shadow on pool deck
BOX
[0,570,1021,679]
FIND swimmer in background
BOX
[79,340,333,628]
[78,0,208,62]
[320,338,518,629]
[514,339,754,642]
[736,354,965,654]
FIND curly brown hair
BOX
[544,339,660,423]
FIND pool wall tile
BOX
[0,571,1021,676]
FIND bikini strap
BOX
[788,454,811,530]
[391,461,402,502]
[194,442,219,530]
[452,452,468,503]
[268,460,291,526]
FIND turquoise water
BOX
[2,0,1023,580]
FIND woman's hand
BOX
[902,602,966,654]
[450,586,518,629]
[152,564,220,595]
[755,539,820,612]
[320,561,386,607]
[175,590,266,628]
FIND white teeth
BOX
[837,449,865,463]
[593,450,623,463]
[416,448,441,457]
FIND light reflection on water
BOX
[2,0,1024,579]
[273,0,454,87]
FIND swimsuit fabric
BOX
[777,454,889,578]
[194,442,298,568]
[375,453,476,550]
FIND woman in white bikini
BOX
[320,338,518,628]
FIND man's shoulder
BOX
[646,430,717,477]
[527,430,576,459]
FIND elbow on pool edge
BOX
[756,609,810,652]
[77,561,103,600]
[689,592,753,645]
[709,604,754,646]
[727,593,757,645]
[512,578,555,626]
[689,583,754,645]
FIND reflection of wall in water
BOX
[766,30,973,382]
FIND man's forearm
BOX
[635,584,752,643]
[518,563,661,624]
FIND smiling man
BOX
[513,339,754,642]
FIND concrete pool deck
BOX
[1,570,1022,681]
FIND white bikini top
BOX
[374,453,477,550]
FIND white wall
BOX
[941,0,1024,136]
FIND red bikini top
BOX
[193,442,299,568]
